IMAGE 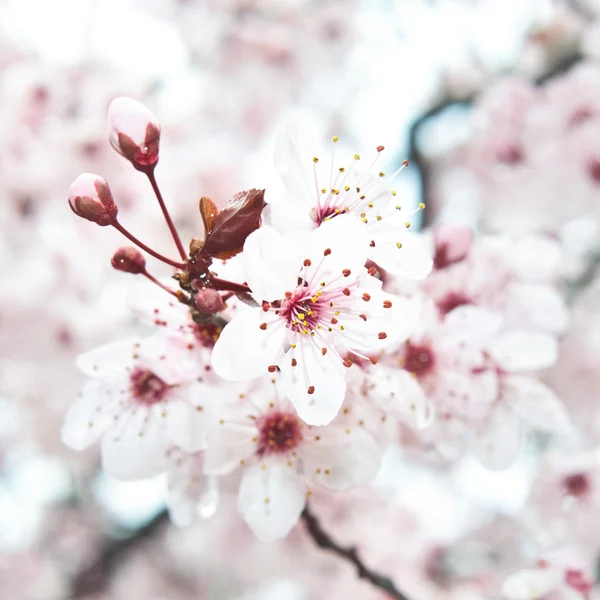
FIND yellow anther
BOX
[354,154,360,160]
[362,218,368,223]
[419,202,425,209]
[344,185,350,191]
[396,242,403,249]
[340,325,345,331]
[379,171,385,177]
[332,189,340,195]
[298,313,305,320]
[339,167,345,173]
[368,202,374,208]
[405,221,411,228]
[332,136,339,143]
[313,157,319,163]
[321,188,327,194]
[360,212,366,218]
[376,215,382,221]
[334,311,340,315]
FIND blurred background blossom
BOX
[3,0,600,598]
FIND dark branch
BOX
[301,504,411,600]
[69,509,169,599]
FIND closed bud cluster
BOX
[111,247,146,274]
[68,173,117,226]
[108,97,161,171]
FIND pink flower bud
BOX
[195,288,225,314]
[111,247,146,274]
[68,173,118,226]
[108,97,161,170]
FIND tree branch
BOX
[301,504,411,600]
[69,509,169,599]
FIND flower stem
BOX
[301,504,411,600]
[142,270,188,302]
[145,169,187,261]
[111,220,185,269]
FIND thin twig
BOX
[301,504,411,600]
[111,220,185,269]
[146,169,188,261]
[69,509,169,599]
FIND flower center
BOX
[438,292,471,315]
[277,281,350,335]
[587,157,600,185]
[257,411,303,456]
[563,472,590,498]
[403,343,435,377]
[311,204,346,226]
[130,368,169,405]
[192,322,223,347]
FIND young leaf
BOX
[202,189,266,259]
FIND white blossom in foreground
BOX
[211,215,417,425]
[61,334,218,480]
[204,378,382,541]
[267,122,433,279]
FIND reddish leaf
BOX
[202,189,266,259]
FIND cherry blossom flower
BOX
[422,229,569,335]
[203,377,382,541]
[267,123,433,279]
[382,300,569,469]
[211,215,417,424]
[61,334,219,480]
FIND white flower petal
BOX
[367,366,433,429]
[369,228,433,279]
[502,375,571,433]
[438,306,503,346]
[301,425,382,490]
[238,458,305,541]
[505,282,569,335]
[472,405,524,470]
[489,330,559,372]
[280,341,346,425]
[274,121,324,207]
[167,451,219,527]
[101,407,169,480]
[61,381,119,450]
[242,227,300,301]
[502,569,562,599]
[204,420,257,475]
[76,338,141,377]
[505,235,562,281]
[127,279,192,333]
[166,393,212,453]
[303,214,370,281]
[211,307,286,381]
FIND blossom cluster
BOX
[61,96,577,557]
